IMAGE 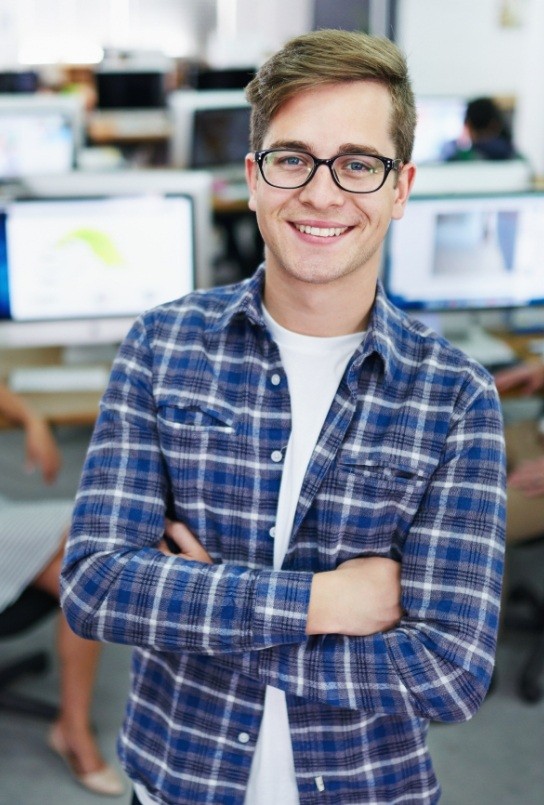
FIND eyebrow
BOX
[264,139,385,157]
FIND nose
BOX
[297,163,345,207]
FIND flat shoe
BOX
[47,724,125,797]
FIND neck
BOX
[263,266,377,337]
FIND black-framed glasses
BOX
[254,148,403,194]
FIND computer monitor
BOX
[0,169,214,349]
[383,191,544,313]
[0,93,84,179]
[169,89,250,172]
[96,70,167,109]
[187,66,255,91]
[0,71,39,93]
[413,96,467,164]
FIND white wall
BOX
[396,0,527,97]
[396,0,544,175]
[206,0,312,66]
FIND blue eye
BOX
[345,160,374,173]
[282,155,303,166]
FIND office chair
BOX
[0,586,59,719]
[503,537,544,703]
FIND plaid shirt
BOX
[61,266,506,804]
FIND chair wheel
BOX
[519,676,543,703]
[27,652,49,675]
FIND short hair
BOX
[245,29,416,163]
[464,97,510,140]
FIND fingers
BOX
[157,538,173,556]
[307,555,402,636]
[163,519,213,564]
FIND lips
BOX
[294,223,348,238]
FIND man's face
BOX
[245,80,415,290]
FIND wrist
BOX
[306,570,340,635]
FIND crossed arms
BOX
[160,519,402,637]
[60,321,505,724]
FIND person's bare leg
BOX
[32,538,107,774]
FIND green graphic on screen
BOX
[57,228,124,267]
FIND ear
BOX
[245,153,258,212]
[391,162,416,221]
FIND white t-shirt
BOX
[244,309,363,805]
[136,309,363,805]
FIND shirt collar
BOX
[211,264,267,332]
[210,266,403,384]
[356,281,405,384]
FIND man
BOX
[61,29,506,804]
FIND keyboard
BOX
[9,365,110,393]
[450,329,517,368]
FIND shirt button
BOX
[237,732,250,744]
[270,373,281,386]
[271,450,283,463]
[269,526,276,538]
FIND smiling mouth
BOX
[294,224,349,238]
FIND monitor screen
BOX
[0,111,75,179]
[383,191,544,312]
[0,94,83,179]
[413,96,467,164]
[0,194,194,325]
[0,71,39,93]
[191,105,251,169]
[168,89,249,171]
[0,169,213,349]
[188,66,255,91]
[96,71,167,109]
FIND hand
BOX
[306,556,402,637]
[25,417,61,484]
[494,361,544,395]
[157,519,213,564]
[508,456,544,497]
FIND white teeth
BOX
[296,224,346,237]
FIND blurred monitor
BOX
[96,70,167,109]
[192,105,251,169]
[0,70,39,93]
[0,94,84,179]
[413,96,467,164]
[0,169,213,349]
[188,66,255,90]
[169,89,250,172]
[383,191,544,313]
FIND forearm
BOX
[62,530,312,653]
[214,563,501,722]
[0,383,39,427]
[252,616,495,721]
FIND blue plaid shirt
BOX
[61,266,506,804]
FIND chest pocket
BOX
[156,399,239,486]
[155,397,246,528]
[322,453,430,557]
[158,402,236,432]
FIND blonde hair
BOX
[245,29,416,163]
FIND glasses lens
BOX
[260,150,314,188]
[332,155,386,192]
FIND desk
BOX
[0,347,105,429]
[0,390,101,429]
[499,332,544,363]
